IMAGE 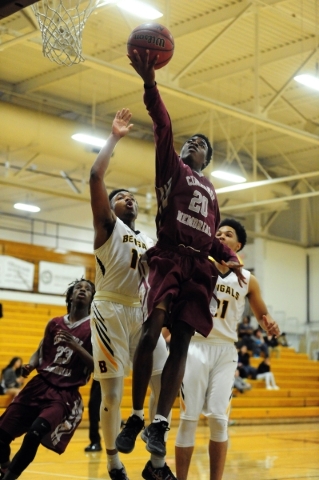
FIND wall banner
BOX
[38,261,86,295]
[0,255,35,291]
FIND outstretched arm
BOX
[221,260,246,287]
[90,108,133,249]
[210,236,239,264]
[210,236,246,287]
[128,50,179,183]
[247,275,281,337]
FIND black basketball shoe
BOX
[141,421,169,456]
[108,464,129,480]
[142,460,177,480]
[84,442,102,452]
[115,414,144,453]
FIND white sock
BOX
[107,453,122,471]
[132,409,144,421]
[153,414,168,423]
[151,454,165,468]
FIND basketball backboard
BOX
[0,0,39,19]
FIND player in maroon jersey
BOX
[116,52,245,478]
[0,279,95,480]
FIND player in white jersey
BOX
[90,109,168,480]
[175,218,281,480]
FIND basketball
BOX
[127,23,174,70]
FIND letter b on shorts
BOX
[98,360,107,373]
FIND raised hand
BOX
[112,108,134,138]
[128,49,157,86]
[221,260,246,287]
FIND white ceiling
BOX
[0,0,319,247]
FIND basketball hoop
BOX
[31,0,102,66]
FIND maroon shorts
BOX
[138,245,218,337]
[0,375,83,454]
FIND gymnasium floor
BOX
[8,422,319,479]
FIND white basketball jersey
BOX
[193,268,250,344]
[94,218,154,297]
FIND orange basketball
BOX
[127,23,174,70]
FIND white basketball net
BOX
[31,0,102,66]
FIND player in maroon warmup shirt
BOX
[0,279,95,480]
[116,51,245,478]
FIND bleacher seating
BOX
[231,350,319,423]
[0,300,66,410]
[1,300,319,424]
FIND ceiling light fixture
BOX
[14,203,40,213]
[294,74,319,92]
[98,0,117,4]
[72,133,106,148]
[211,170,246,183]
[98,0,163,19]
[117,0,162,19]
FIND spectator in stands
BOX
[84,379,102,452]
[237,315,254,350]
[251,329,269,358]
[238,315,253,339]
[277,332,289,347]
[237,345,257,379]
[264,334,280,358]
[0,358,24,398]
[233,368,252,394]
[0,278,95,480]
[256,357,279,390]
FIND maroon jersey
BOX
[37,315,92,388]
[144,85,237,262]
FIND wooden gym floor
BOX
[7,422,319,479]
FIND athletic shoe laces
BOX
[148,421,170,440]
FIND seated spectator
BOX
[251,328,269,358]
[277,332,289,347]
[256,358,279,390]
[0,357,24,397]
[264,334,280,358]
[233,368,252,393]
[237,345,257,379]
[237,315,254,350]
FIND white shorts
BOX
[180,342,238,420]
[91,300,167,379]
